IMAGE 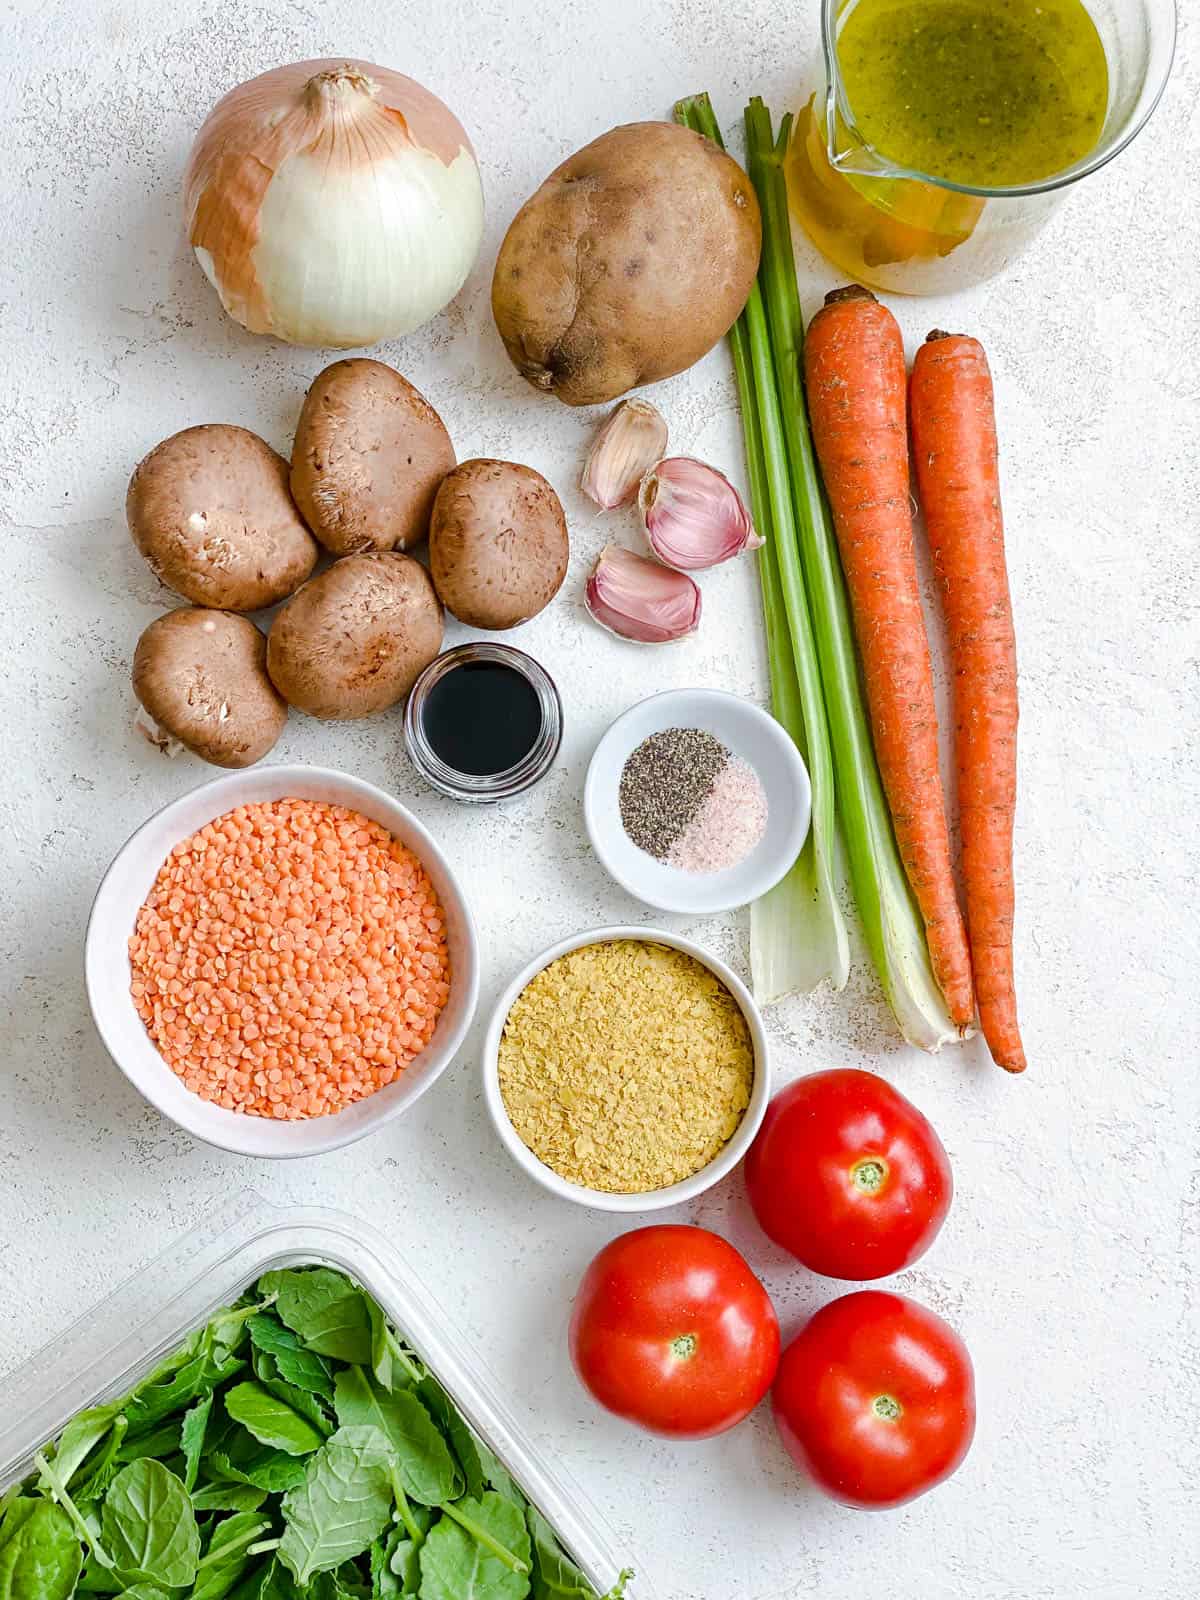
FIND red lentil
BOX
[128,798,451,1119]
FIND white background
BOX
[1,2,1197,1596]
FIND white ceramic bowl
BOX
[482,925,770,1212]
[583,688,811,915]
[85,765,480,1158]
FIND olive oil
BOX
[836,0,1109,188]
[785,0,1113,291]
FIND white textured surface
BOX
[1,3,1197,1596]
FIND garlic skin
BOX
[581,399,669,510]
[639,456,762,571]
[585,545,702,644]
[185,60,484,348]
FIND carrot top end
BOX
[825,284,878,306]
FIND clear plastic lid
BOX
[0,1191,638,1597]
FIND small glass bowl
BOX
[404,642,563,803]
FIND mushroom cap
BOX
[290,359,456,556]
[429,458,569,630]
[132,607,287,768]
[127,424,318,611]
[267,551,444,719]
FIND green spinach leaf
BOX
[225,1384,326,1457]
[0,1500,38,1551]
[33,1450,110,1566]
[76,1556,121,1594]
[412,1380,484,1503]
[250,1359,333,1439]
[73,1416,131,1506]
[116,1425,181,1466]
[226,1557,297,1600]
[475,1442,522,1511]
[125,1353,242,1435]
[277,1428,393,1585]
[190,1484,268,1515]
[365,1307,420,1396]
[333,1373,458,1508]
[246,1319,333,1401]
[386,1530,423,1597]
[207,1446,307,1496]
[416,1493,530,1600]
[38,1402,125,1493]
[0,1489,23,1534]
[0,1498,83,1600]
[100,1460,199,1588]
[181,1393,214,1494]
[204,1303,272,1364]
[526,1509,600,1600]
[257,1273,371,1366]
[333,1559,373,1599]
[369,1536,400,1599]
[118,1586,170,1599]
[191,1512,272,1600]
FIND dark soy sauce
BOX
[421,660,543,777]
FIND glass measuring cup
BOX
[786,0,1177,295]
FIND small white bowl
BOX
[482,925,770,1212]
[583,688,811,915]
[85,765,480,1158]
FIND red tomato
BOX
[745,1068,952,1279]
[569,1225,780,1440]
[773,1290,975,1508]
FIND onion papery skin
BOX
[184,59,484,348]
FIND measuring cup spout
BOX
[823,83,898,179]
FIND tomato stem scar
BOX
[671,1333,699,1360]
[852,1157,888,1193]
[873,1394,903,1421]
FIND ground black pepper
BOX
[619,727,729,859]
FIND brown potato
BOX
[290,359,456,556]
[492,121,761,406]
[127,424,317,611]
[133,608,287,768]
[267,552,443,719]
[429,459,568,630]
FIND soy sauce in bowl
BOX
[405,643,563,802]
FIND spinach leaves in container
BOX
[4,1267,631,1600]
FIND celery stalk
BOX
[742,98,957,1051]
[677,91,958,1050]
[676,94,849,1002]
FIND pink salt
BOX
[668,757,768,874]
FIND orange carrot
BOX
[804,285,974,1032]
[910,331,1024,1073]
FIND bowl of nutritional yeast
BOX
[584,687,811,915]
[483,923,770,1211]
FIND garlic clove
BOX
[584,545,701,644]
[638,456,762,571]
[581,399,669,510]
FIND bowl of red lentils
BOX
[85,766,480,1156]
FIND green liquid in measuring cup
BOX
[836,0,1110,188]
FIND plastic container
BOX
[0,1193,637,1598]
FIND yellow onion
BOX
[184,59,484,348]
